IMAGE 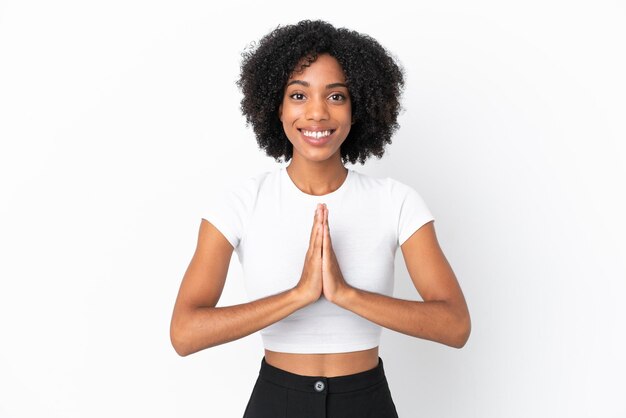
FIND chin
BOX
[302,149,341,163]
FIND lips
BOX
[298,128,335,146]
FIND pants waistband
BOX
[258,356,387,394]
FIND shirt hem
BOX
[262,339,380,354]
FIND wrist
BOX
[330,283,356,307]
[290,285,317,308]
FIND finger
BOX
[325,206,331,238]
[322,208,329,257]
[326,209,334,258]
[308,204,321,248]
[314,216,323,255]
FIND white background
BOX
[1,1,625,417]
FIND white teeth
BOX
[302,130,331,139]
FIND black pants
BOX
[242,356,399,418]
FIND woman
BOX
[170,20,471,417]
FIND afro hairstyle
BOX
[236,19,405,165]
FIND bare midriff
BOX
[264,346,380,377]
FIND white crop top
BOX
[202,166,434,354]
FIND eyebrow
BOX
[286,80,348,89]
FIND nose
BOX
[305,96,330,121]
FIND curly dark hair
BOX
[236,20,405,165]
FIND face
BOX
[278,53,352,163]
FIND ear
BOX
[278,104,283,121]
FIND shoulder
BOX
[348,169,388,191]
[217,168,275,201]
[384,176,434,245]
[203,168,276,223]
[201,168,276,249]
[384,176,430,203]
[347,169,429,203]
[348,169,418,190]
[384,175,416,193]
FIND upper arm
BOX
[400,221,469,318]
[171,219,234,324]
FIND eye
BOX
[329,93,346,102]
[289,93,305,100]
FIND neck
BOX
[286,156,348,196]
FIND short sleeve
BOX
[387,178,435,247]
[201,176,260,249]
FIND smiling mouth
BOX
[298,129,335,139]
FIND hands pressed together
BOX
[295,203,353,306]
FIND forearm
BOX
[336,287,470,348]
[172,288,308,356]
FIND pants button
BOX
[314,380,325,392]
